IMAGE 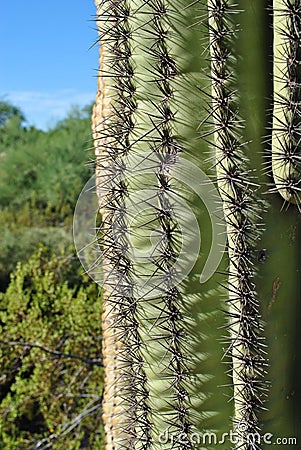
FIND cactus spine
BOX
[93,0,152,448]
[131,1,194,446]
[92,9,117,448]
[272,0,301,204]
[207,0,266,447]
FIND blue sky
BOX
[0,1,99,130]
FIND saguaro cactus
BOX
[92,1,151,448]
[207,0,266,444]
[272,0,301,204]
[89,0,301,449]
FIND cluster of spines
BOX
[272,0,301,205]
[93,0,152,448]
[206,1,267,448]
[143,1,194,447]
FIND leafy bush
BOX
[0,226,73,291]
[0,248,104,449]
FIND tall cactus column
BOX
[90,0,301,448]
[136,0,192,444]
[91,0,224,447]
[92,0,152,448]
[92,0,277,448]
[207,1,267,447]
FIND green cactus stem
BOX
[93,0,152,448]
[92,0,240,448]
[272,0,301,204]
[139,1,193,445]
[207,0,267,447]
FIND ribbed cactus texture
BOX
[91,1,301,449]
[92,1,224,448]
[272,0,301,204]
[207,1,267,447]
[92,1,152,448]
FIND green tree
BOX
[0,100,25,128]
[0,103,94,290]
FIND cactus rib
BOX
[93,0,152,448]
[272,0,301,204]
[206,1,267,448]
[146,1,193,445]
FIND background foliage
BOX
[0,100,93,288]
[0,101,104,448]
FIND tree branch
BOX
[0,339,103,367]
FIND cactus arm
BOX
[207,1,267,447]
[229,0,301,442]
[272,0,301,204]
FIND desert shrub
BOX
[0,248,104,449]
